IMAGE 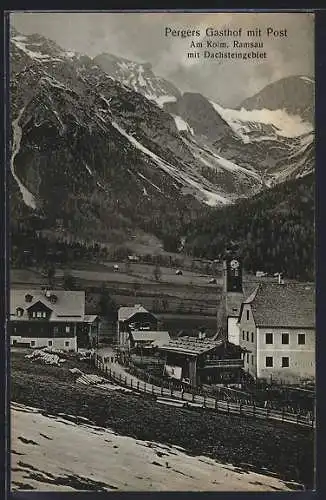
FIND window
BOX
[16,308,23,317]
[251,332,254,343]
[42,312,47,318]
[37,311,42,318]
[32,311,36,318]
[48,340,53,347]
[246,331,249,341]
[265,333,273,344]
[242,330,245,340]
[53,327,59,335]
[65,341,70,347]
[282,357,289,367]
[251,355,254,365]
[30,341,36,347]
[65,326,70,333]
[246,353,249,363]
[265,356,273,367]
[298,334,306,345]
[246,310,250,320]
[282,333,289,344]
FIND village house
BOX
[10,289,99,351]
[158,337,243,388]
[117,304,158,346]
[238,282,315,384]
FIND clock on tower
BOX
[226,258,242,292]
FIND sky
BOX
[10,11,314,107]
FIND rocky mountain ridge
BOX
[10,28,314,250]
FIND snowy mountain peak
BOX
[93,52,181,108]
[9,29,314,248]
[239,75,314,124]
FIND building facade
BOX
[10,289,99,351]
[238,282,315,384]
[158,337,243,387]
[117,304,158,346]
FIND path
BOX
[96,348,315,428]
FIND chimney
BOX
[276,273,284,285]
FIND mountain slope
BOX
[10,29,315,254]
[93,53,181,107]
[9,29,262,250]
[239,75,315,123]
[184,173,314,280]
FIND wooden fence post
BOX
[192,392,195,402]
[119,373,122,383]
[282,408,285,422]
[109,368,112,377]
[161,386,164,396]
[144,382,146,392]
[152,384,155,395]
[170,387,173,397]
[215,399,218,412]
[130,378,133,388]
[227,402,230,415]
[137,381,140,391]
[125,376,127,385]
[239,404,242,416]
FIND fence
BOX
[95,358,315,429]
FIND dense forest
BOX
[10,172,314,282]
[184,174,315,281]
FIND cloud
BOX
[10,11,314,106]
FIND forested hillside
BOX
[184,174,314,281]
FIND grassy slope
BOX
[11,352,314,489]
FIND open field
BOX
[11,403,300,492]
[11,351,314,490]
[11,264,220,318]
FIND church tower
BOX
[216,257,244,343]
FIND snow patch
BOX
[300,76,314,84]
[174,115,194,135]
[11,108,37,209]
[84,163,93,176]
[210,100,313,140]
[64,51,76,59]
[154,95,177,108]
[11,403,294,492]
[137,172,163,193]
[109,119,229,206]
[12,38,62,62]
[138,66,146,87]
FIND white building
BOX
[10,289,99,351]
[238,282,315,384]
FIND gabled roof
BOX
[10,289,86,322]
[84,315,99,324]
[158,337,224,356]
[130,331,170,344]
[118,304,154,321]
[240,282,315,328]
[225,284,258,318]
